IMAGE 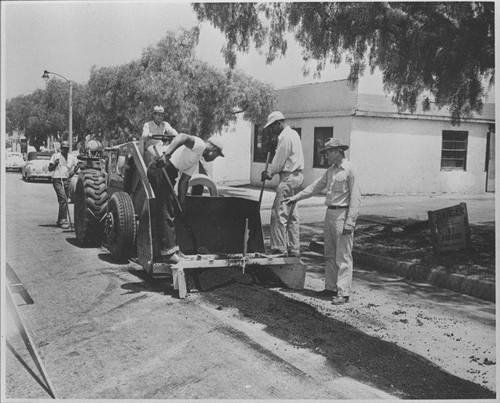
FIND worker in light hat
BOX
[260,111,305,257]
[142,105,179,165]
[48,140,78,229]
[283,138,361,305]
[147,133,225,264]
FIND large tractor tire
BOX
[74,169,108,246]
[105,192,136,262]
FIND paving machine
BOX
[73,135,306,298]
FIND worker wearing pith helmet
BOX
[147,134,225,264]
[261,111,304,257]
[283,137,361,305]
[142,105,179,164]
[48,140,78,230]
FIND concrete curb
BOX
[309,240,495,303]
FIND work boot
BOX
[162,252,184,264]
[58,221,70,229]
[331,296,349,305]
[287,250,301,257]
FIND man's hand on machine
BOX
[282,197,297,205]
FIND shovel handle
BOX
[258,152,271,208]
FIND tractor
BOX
[73,135,306,298]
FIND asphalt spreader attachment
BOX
[149,253,307,299]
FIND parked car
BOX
[21,152,53,182]
[5,152,25,172]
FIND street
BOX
[3,171,496,399]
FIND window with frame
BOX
[253,126,302,162]
[313,127,333,168]
[253,124,271,163]
[441,131,468,170]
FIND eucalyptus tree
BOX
[193,2,494,123]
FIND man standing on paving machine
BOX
[283,138,361,305]
[146,133,225,264]
[48,141,78,229]
[261,111,304,257]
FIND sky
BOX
[2,0,391,101]
[1,1,495,103]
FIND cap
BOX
[153,105,165,114]
[319,138,349,153]
[61,141,70,149]
[263,111,285,129]
[207,137,224,157]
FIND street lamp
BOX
[42,70,73,151]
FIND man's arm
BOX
[267,135,291,177]
[163,133,195,157]
[344,166,361,233]
[163,122,179,137]
[48,153,59,172]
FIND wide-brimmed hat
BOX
[153,105,165,114]
[61,141,70,149]
[263,111,285,129]
[320,138,349,153]
[207,137,224,157]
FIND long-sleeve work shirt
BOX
[293,158,361,229]
[268,126,304,176]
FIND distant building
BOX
[250,80,495,194]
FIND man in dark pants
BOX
[146,133,225,264]
[48,141,78,229]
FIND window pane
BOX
[313,127,334,168]
[441,131,468,170]
[253,124,278,163]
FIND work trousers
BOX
[270,171,304,254]
[52,178,70,224]
[323,209,354,297]
[147,162,179,255]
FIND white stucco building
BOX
[250,80,495,194]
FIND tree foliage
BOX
[193,2,494,122]
[84,27,275,139]
[6,28,276,148]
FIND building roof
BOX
[355,93,495,123]
[277,79,495,124]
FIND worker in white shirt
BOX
[48,141,78,229]
[261,111,305,257]
[284,138,361,304]
[147,133,225,264]
[142,105,179,165]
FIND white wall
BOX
[210,116,252,186]
[351,116,489,194]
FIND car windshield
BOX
[27,152,52,161]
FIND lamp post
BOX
[42,70,73,151]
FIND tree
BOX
[7,28,276,150]
[193,2,494,123]
[85,28,276,139]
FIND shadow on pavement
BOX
[120,268,178,297]
[200,282,495,399]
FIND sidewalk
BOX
[219,185,495,225]
[219,185,496,301]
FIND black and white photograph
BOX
[1,1,496,400]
